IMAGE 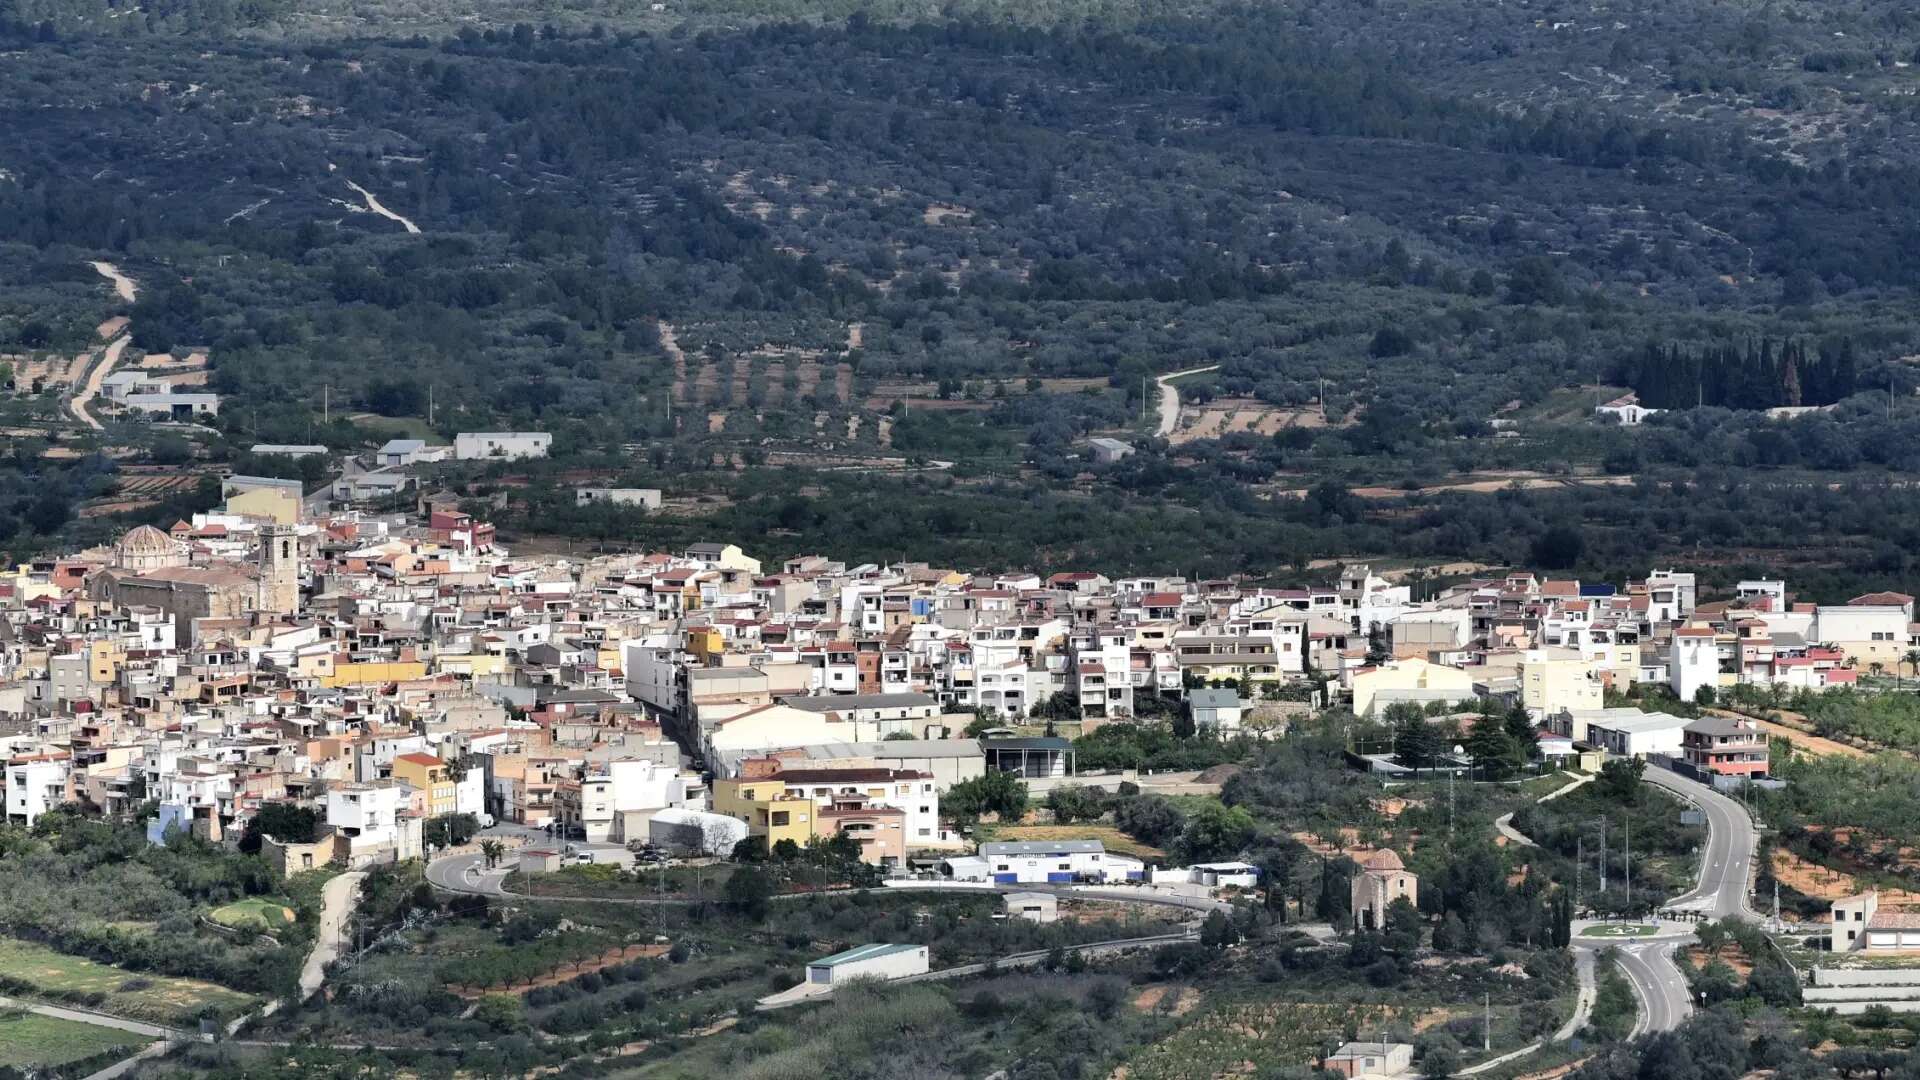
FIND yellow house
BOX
[596,644,625,673]
[712,777,814,851]
[1351,657,1476,717]
[287,647,337,681]
[1521,653,1604,716]
[323,660,429,687]
[686,628,725,664]
[4,565,63,605]
[87,640,126,686]
[392,752,457,817]
[224,486,300,525]
[434,653,508,679]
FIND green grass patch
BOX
[208,898,296,932]
[0,1009,145,1069]
[344,412,438,440]
[0,939,255,1025]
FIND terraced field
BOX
[0,939,255,1025]
[0,1010,144,1070]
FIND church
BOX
[86,524,300,647]
[1350,848,1419,930]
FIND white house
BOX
[376,439,430,467]
[1003,892,1059,923]
[1153,862,1262,889]
[1326,1041,1414,1078]
[122,392,220,419]
[1643,570,1697,623]
[973,840,1146,884]
[1735,580,1789,609]
[1088,437,1135,464]
[454,431,552,461]
[325,781,419,863]
[1814,604,1909,669]
[647,807,748,854]
[1595,394,1659,426]
[767,768,940,846]
[5,756,69,826]
[1669,627,1720,703]
[1580,711,1689,759]
[803,943,929,985]
[576,487,663,510]
[1187,688,1244,732]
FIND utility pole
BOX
[1484,992,1492,1051]
[1576,835,1583,906]
[1624,816,1632,912]
[1599,817,1608,894]
[322,384,330,425]
[429,383,436,426]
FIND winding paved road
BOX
[1645,767,1759,921]
[1612,937,1695,1037]
[1498,764,1757,1039]
[1566,766,1760,1035]
[1153,365,1220,438]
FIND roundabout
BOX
[1579,923,1661,939]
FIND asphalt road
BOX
[425,849,516,897]
[1644,767,1759,920]
[1613,939,1694,1037]
[1561,765,1760,1036]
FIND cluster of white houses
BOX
[3,479,1911,875]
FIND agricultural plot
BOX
[1168,397,1344,445]
[0,939,255,1025]
[0,1010,144,1071]
[1123,1000,1392,1080]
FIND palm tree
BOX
[1903,648,1920,690]
[1871,662,1886,684]
[479,838,505,869]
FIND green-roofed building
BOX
[804,942,930,985]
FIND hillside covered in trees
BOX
[3,0,1920,594]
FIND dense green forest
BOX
[1623,339,1860,411]
[3,1,1920,594]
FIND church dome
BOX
[118,524,177,554]
[113,524,186,571]
[1361,849,1406,872]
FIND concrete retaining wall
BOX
[1021,770,1139,796]
[1811,967,1920,988]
